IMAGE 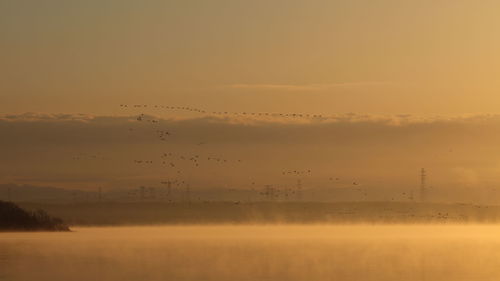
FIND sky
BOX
[2,0,500,116]
[2,1,500,200]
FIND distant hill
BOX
[0,200,70,231]
[2,183,496,205]
[0,183,95,203]
[17,201,500,226]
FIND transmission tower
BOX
[420,168,426,202]
[296,179,302,201]
[140,186,145,200]
[167,181,172,202]
[185,185,191,203]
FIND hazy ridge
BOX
[17,201,500,226]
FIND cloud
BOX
[2,112,500,146]
[225,82,393,91]
[0,112,95,122]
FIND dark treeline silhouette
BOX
[0,200,69,231]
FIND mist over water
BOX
[2,225,500,281]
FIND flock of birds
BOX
[132,152,245,177]
[282,169,311,175]
[160,152,242,166]
[156,130,170,141]
[136,113,160,123]
[72,153,106,161]
[73,104,366,202]
[120,104,331,120]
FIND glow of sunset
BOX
[2,0,500,116]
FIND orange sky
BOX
[2,1,500,202]
[2,0,500,116]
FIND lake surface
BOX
[1,225,500,281]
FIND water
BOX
[1,225,500,281]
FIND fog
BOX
[2,225,500,281]
[4,113,500,204]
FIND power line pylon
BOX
[420,168,426,203]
